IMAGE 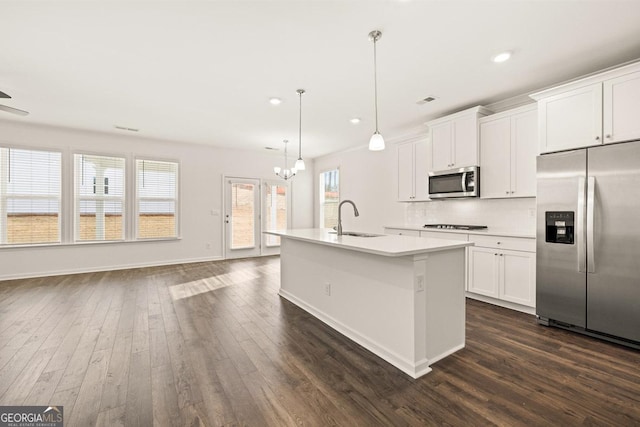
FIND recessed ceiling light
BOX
[350,118,361,124]
[492,51,512,63]
[269,97,282,105]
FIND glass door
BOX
[225,178,260,259]
[262,180,288,255]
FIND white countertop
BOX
[385,225,535,239]
[265,228,473,257]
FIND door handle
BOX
[586,176,595,273]
[461,172,467,192]
[577,177,586,273]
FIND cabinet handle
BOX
[497,242,501,245]
[595,136,600,141]
[606,134,611,139]
[505,191,509,195]
[500,254,503,257]
[511,191,515,194]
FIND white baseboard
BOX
[0,255,225,282]
[279,289,433,379]
[466,292,536,315]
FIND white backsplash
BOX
[404,197,536,232]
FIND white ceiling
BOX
[2,1,640,158]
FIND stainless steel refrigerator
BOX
[537,140,640,346]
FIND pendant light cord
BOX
[373,36,379,133]
[298,91,302,158]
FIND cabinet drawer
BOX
[469,235,535,252]
[421,231,469,241]
[385,228,420,237]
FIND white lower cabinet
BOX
[468,247,500,296]
[467,235,536,309]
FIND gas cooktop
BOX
[423,224,488,230]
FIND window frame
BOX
[0,144,63,247]
[318,167,340,229]
[72,152,127,242]
[134,157,181,241]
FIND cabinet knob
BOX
[606,134,612,139]
[497,242,501,245]
[494,253,498,256]
[500,254,503,257]
[595,136,600,141]
[511,191,515,194]
[505,191,509,195]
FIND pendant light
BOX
[274,140,296,180]
[368,30,385,151]
[294,89,306,171]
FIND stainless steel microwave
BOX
[428,166,479,199]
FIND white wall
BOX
[0,119,314,280]
[314,138,536,234]
[313,143,404,233]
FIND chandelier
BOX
[274,140,296,180]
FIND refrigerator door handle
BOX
[587,176,596,273]
[577,177,586,273]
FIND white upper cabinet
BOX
[532,62,640,154]
[480,105,537,198]
[396,138,430,202]
[427,106,492,172]
[603,70,640,144]
[537,84,603,153]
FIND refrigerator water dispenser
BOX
[545,211,574,244]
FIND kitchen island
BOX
[265,228,473,378]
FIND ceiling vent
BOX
[416,96,437,105]
[114,125,139,132]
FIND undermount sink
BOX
[329,231,383,237]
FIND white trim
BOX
[466,292,536,315]
[0,255,225,282]
[530,60,640,100]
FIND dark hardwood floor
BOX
[1,256,639,426]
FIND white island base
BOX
[270,229,470,379]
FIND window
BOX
[136,159,178,239]
[0,147,61,245]
[74,154,126,241]
[264,182,287,246]
[319,169,339,229]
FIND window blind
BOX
[0,147,62,245]
[74,154,125,241]
[136,159,178,239]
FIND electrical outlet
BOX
[416,275,425,292]
[324,283,331,296]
